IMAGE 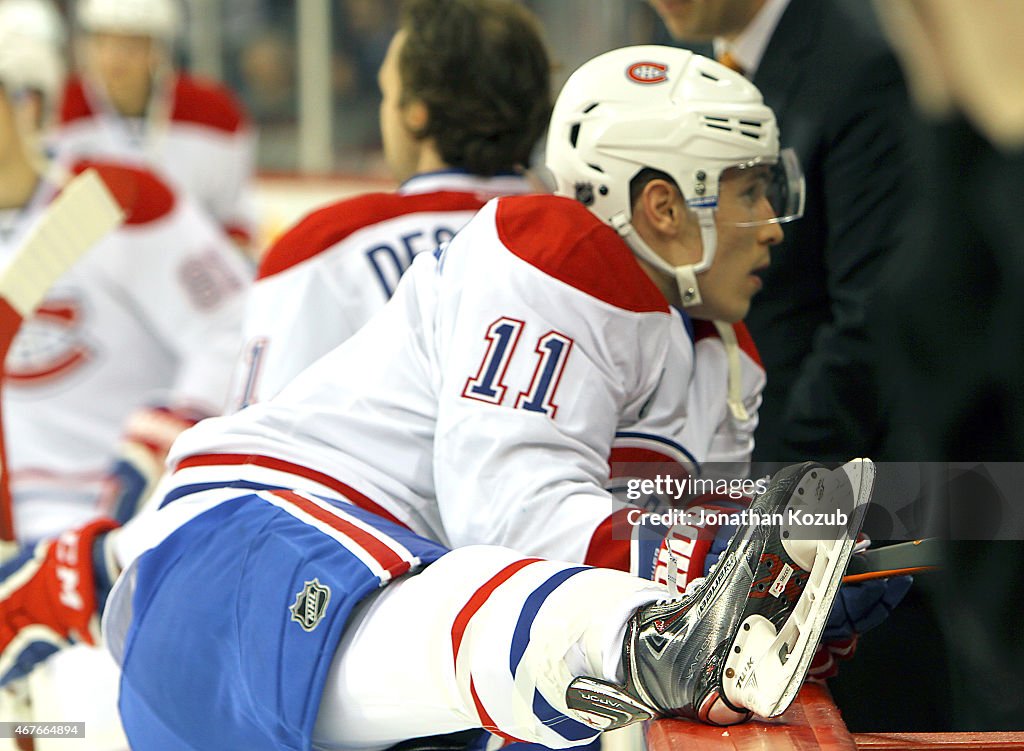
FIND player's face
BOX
[691,167,784,322]
[648,0,765,41]
[378,29,421,183]
[86,32,159,117]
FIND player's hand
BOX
[0,517,119,686]
[107,404,206,522]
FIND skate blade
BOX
[724,459,874,718]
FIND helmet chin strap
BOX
[609,207,718,308]
[610,208,749,422]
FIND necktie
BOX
[717,50,746,77]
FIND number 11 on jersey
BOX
[462,316,574,418]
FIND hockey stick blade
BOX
[0,168,125,545]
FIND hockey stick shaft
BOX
[841,538,941,583]
[0,169,124,545]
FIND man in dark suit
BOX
[650,0,911,467]
[649,0,949,733]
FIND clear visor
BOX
[703,147,805,228]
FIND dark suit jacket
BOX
[739,0,911,463]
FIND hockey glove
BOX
[106,404,207,523]
[806,566,913,682]
[652,496,744,594]
[0,517,119,686]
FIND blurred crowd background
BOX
[44,0,674,176]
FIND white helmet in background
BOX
[0,0,66,107]
[545,46,804,307]
[0,0,65,46]
[77,0,181,40]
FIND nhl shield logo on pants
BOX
[289,578,331,632]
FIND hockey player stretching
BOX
[3,29,880,751]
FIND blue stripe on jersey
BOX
[159,479,283,507]
[118,493,447,751]
[509,567,589,674]
[509,566,598,742]
[673,305,696,345]
[613,431,701,473]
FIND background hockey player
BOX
[0,2,251,747]
[233,0,550,407]
[1,42,902,751]
[53,0,259,252]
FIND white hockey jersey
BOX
[234,170,533,407]
[156,194,763,576]
[3,162,251,541]
[53,74,257,246]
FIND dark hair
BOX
[399,0,551,176]
[629,167,680,210]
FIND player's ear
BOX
[402,98,429,134]
[637,179,682,238]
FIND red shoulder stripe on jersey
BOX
[58,77,93,125]
[732,321,762,367]
[70,160,176,225]
[496,195,668,314]
[170,74,247,133]
[257,191,487,280]
[175,452,408,528]
[692,320,762,367]
[583,509,632,572]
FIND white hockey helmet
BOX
[545,46,804,307]
[0,0,66,107]
[77,0,181,40]
[0,0,65,46]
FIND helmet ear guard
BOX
[544,46,805,308]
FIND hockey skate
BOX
[566,459,874,729]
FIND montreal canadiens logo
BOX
[7,299,93,385]
[627,61,668,84]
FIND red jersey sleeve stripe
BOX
[470,678,527,744]
[496,195,668,314]
[169,74,247,133]
[583,509,633,572]
[70,161,176,225]
[693,320,762,367]
[257,191,487,280]
[451,558,542,668]
[58,77,92,125]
